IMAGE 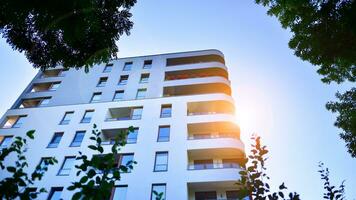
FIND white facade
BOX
[0,49,245,200]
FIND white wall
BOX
[0,50,245,200]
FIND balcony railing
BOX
[188,111,228,116]
[187,163,240,170]
[105,115,142,121]
[188,133,238,140]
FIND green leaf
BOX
[67,185,76,191]
[26,130,35,139]
[72,192,82,200]
[7,166,16,172]
[88,145,97,151]
[80,176,88,183]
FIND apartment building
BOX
[0,49,245,200]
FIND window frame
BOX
[103,63,113,73]
[70,131,86,147]
[59,111,74,125]
[97,77,108,87]
[143,60,152,69]
[153,151,168,172]
[135,88,147,99]
[151,183,167,200]
[118,75,129,85]
[160,104,172,118]
[47,187,64,200]
[113,90,124,101]
[130,107,143,120]
[123,62,133,71]
[90,92,102,103]
[57,156,76,176]
[111,185,128,200]
[157,125,170,142]
[81,110,94,123]
[139,73,150,83]
[47,132,63,148]
[126,128,139,144]
[0,136,13,148]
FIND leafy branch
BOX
[0,130,57,200]
[68,124,136,200]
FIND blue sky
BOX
[0,0,355,198]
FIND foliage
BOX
[326,88,356,157]
[0,130,57,200]
[0,0,136,72]
[318,162,345,200]
[236,135,300,200]
[68,124,136,200]
[255,0,356,84]
[152,190,164,200]
[255,0,356,157]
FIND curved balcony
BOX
[163,76,230,88]
[187,100,234,116]
[165,61,227,73]
[188,138,244,152]
[163,83,231,97]
[166,53,225,67]
[165,67,228,81]
[187,167,241,183]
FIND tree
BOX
[326,88,356,157]
[237,135,349,200]
[236,135,300,200]
[255,0,356,157]
[68,124,136,200]
[0,130,57,199]
[0,0,136,72]
[318,162,345,200]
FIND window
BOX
[123,62,132,71]
[91,92,102,103]
[49,82,61,91]
[0,136,13,148]
[103,63,113,73]
[12,116,26,128]
[226,190,239,200]
[113,90,124,101]
[222,159,240,168]
[19,97,51,108]
[127,128,138,144]
[160,104,172,118]
[112,186,128,200]
[37,157,52,174]
[39,97,51,106]
[81,110,94,123]
[131,107,143,120]
[47,132,63,148]
[157,126,170,142]
[143,60,152,69]
[97,77,108,87]
[47,187,63,200]
[59,112,74,125]
[136,88,147,99]
[195,191,217,200]
[154,152,168,172]
[118,75,129,85]
[120,154,134,172]
[194,159,214,170]
[58,157,76,176]
[2,116,27,128]
[139,73,150,83]
[70,131,85,147]
[151,184,166,200]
